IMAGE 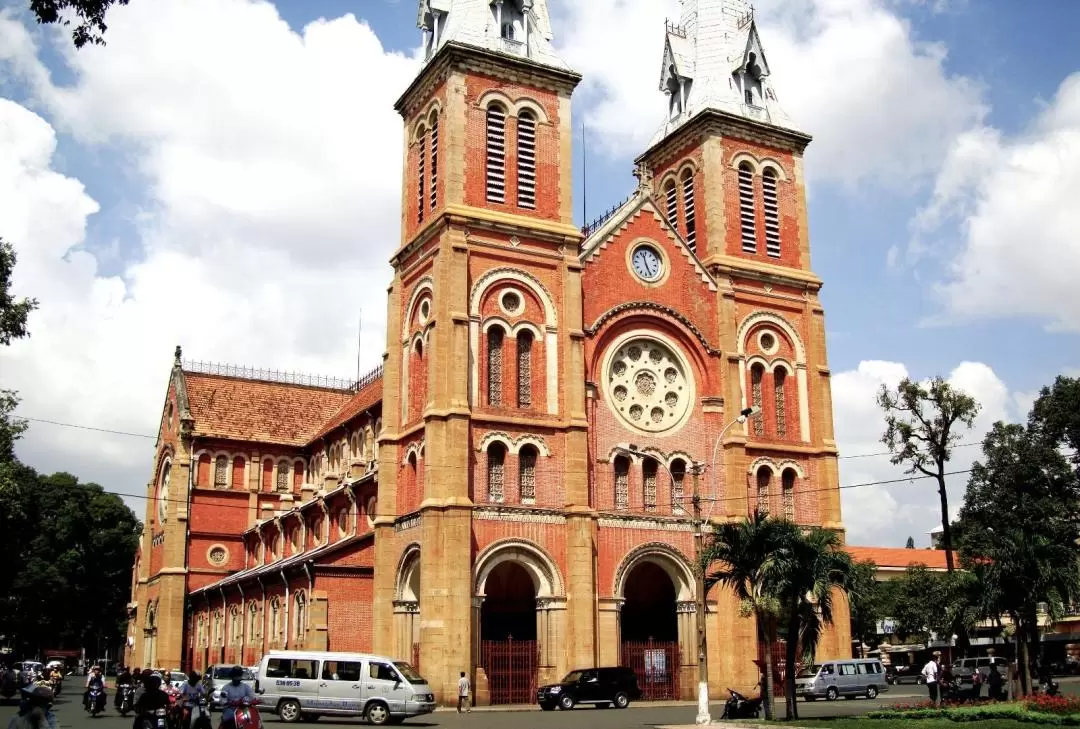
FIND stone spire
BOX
[417,0,570,71]
[651,0,799,147]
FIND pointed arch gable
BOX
[476,431,515,454]
[395,543,421,602]
[613,542,695,602]
[747,456,778,476]
[474,538,563,598]
[736,311,806,362]
[402,277,434,340]
[470,268,556,327]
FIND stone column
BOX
[597,598,623,667]
[677,600,698,700]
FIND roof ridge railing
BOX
[582,193,634,238]
[737,8,754,29]
[183,360,383,393]
[665,19,688,38]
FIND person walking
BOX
[922,652,941,707]
[987,662,1004,701]
[456,672,471,713]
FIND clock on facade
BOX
[631,244,663,281]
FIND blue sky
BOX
[0,0,1078,546]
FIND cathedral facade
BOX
[126,0,851,706]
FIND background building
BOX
[127,0,852,704]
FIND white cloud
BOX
[553,0,985,186]
[832,360,1015,547]
[915,73,1080,331]
[0,0,416,509]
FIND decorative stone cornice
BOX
[597,515,693,532]
[394,513,421,532]
[474,507,566,524]
[586,301,719,355]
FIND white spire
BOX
[651,0,800,147]
[417,0,570,71]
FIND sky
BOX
[0,0,1078,548]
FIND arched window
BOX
[358,431,368,463]
[519,445,537,503]
[756,467,771,514]
[681,169,697,254]
[738,162,756,253]
[750,364,765,437]
[516,330,533,409]
[229,605,240,645]
[614,455,630,509]
[486,442,506,503]
[762,168,780,257]
[248,602,259,639]
[270,598,282,641]
[642,457,658,513]
[664,180,678,232]
[670,458,687,514]
[782,468,797,521]
[486,326,505,406]
[485,103,507,203]
[294,592,306,641]
[745,88,754,106]
[417,124,427,223]
[214,455,229,488]
[429,113,439,211]
[277,460,290,492]
[516,110,537,208]
[774,368,788,439]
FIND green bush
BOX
[867,702,1080,726]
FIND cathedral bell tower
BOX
[373,0,586,703]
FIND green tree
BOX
[1029,376,1080,469]
[958,421,1080,694]
[26,0,130,48]
[0,239,38,347]
[889,565,978,643]
[848,560,896,656]
[704,510,798,720]
[878,377,981,572]
[778,528,854,720]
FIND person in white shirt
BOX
[922,653,941,706]
[217,667,257,729]
[457,672,471,714]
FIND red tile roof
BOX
[312,379,384,441]
[847,546,953,570]
[184,372,354,447]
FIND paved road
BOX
[0,686,932,729]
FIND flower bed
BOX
[868,697,1080,725]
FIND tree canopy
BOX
[27,0,130,48]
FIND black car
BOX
[537,667,642,710]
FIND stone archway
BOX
[615,545,696,700]
[473,541,564,705]
[394,546,421,668]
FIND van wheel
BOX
[278,699,302,723]
[559,694,576,710]
[867,686,879,699]
[365,701,390,726]
[614,692,630,709]
[826,687,839,701]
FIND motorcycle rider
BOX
[115,666,135,710]
[216,667,257,729]
[178,672,206,729]
[8,685,57,729]
[134,673,171,719]
[84,665,106,712]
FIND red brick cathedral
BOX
[126,0,850,705]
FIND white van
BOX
[795,659,889,701]
[255,650,435,726]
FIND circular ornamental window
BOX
[603,335,694,434]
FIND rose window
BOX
[605,337,692,433]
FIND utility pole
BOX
[692,461,710,725]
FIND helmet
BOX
[21,685,54,705]
[188,671,201,683]
[229,666,244,680]
[145,674,163,691]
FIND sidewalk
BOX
[434,699,721,712]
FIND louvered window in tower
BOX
[485,104,506,203]
[614,455,629,509]
[429,116,439,210]
[756,468,771,514]
[487,443,506,503]
[738,163,756,252]
[782,469,796,521]
[643,458,658,513]
[774,369,787,438]
[214,455,228,488]
[681,170,697,253]
[763,168,780,257]
[417,129,426,223]
[751,364,764,437]
[487,327,504,406]
[519,446,537,503]
[516,330,533,409]
[665,181,679,232]
[517,111,536,209]
[671,459,686,514]
[277,461,290,492]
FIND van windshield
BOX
[797,666,822,678]
[393,663,425,684]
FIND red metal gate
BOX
[481,639,537,705]
[620,640,680,700]
[756,639,794,695]
[412,643,420,673]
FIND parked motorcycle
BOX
[721,688,763,719]
[1040,680,1060,697]
[86,685,107,717]
[117,684,138,717]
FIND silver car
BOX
[796,659,890,701]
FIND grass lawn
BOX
[753,720,1038,729]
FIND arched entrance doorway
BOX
[474,541,563,706]
[617,547,695,700]
[393,547,420,669]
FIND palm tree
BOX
[777,527,854,721]
[704,510,799,720]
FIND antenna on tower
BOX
[355,311,362,388]
[582,121,588,228]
